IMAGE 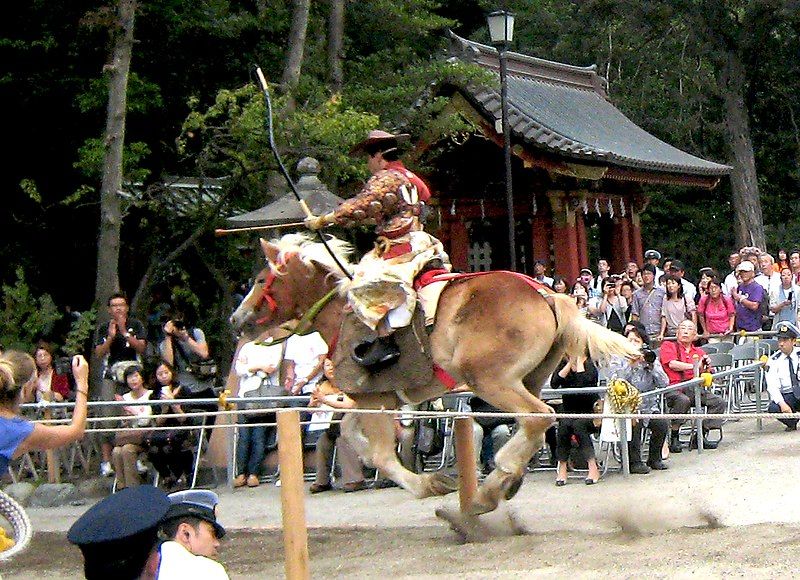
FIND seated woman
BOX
[0,351,88,474]
[619,326,671,472]
[144,361,193,490]
[550,354,601,485]
[31,341,72,403]
[308,359,366,493]
[112,365,155,490]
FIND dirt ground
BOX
[5,418,800,578]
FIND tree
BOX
[281,0,311,94]
[93,0,137,306]
[328,0,345,93]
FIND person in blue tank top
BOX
[0,351,89,473]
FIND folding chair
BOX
[706,352,735,412]
[757,339,777,356]
[729,343,760,412]
[713,341,735,354]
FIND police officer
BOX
[157,489,229,579]
[67,486,169,579]
[766,321,800,431]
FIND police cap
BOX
[162,489,226,539]
[68,486,170,580]
[776,322,800,340]
[644,249,661,260]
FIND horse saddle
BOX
[331,305,434,394]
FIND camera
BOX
[641,347,657,365]
[55,356,73,376]
[172,320,185,331]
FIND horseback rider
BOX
[305,129,451,368]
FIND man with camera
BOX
[161,316,213,396]
[659,319,726,452]
[94,292,147,477]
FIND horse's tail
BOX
[551,294,641,361]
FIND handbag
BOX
[242,373,285,411]
[174,337,218,381]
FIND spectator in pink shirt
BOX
[697,277,735,341]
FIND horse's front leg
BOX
[469,385,554,515]
[343,395,457,498]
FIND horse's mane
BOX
[269,233,354,279]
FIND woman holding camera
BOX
[0,351,89,474]
[589,277,628,333]
[617,326,671,472]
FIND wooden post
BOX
[276,410,310,580]
[43,392,60,483]
[454,417,478,513]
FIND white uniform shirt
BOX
[765,348,800,404]
[680,278,697,302]
[158,540,229,580]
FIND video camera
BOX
[641,346,657,365]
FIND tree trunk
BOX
[720,49,765,249]
[328,0,345,93]
[281,0,310,93]
[94,0,137,307]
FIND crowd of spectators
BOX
[9,243,800,497]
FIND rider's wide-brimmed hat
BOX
[349,130,410,156]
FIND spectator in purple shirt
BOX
[730,260,765,333]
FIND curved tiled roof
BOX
[448,32,731,178]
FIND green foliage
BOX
[19,178,41,204]
[0,267,61,352]
[76,71,164,115]
[62,308,97,356]
[74,138,151,183]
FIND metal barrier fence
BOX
[14,358,773,487]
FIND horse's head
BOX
[230,233,353,332]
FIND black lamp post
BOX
[487,10,516,270]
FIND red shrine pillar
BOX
[630,210,644,264]
[548,191,580,282]
[576,212,588,269]
[616,214,632,269]
[448,218,469,272]
[532,207,550,263]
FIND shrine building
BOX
[417,32,731,281]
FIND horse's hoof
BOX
[466,492,499,516]
[428,472,458,496]
[504,476,524,500]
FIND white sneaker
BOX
[136,460,149,474]
[100,461,114,477]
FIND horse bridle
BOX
[253,267,281,325]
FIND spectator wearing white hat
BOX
[731,260,766,333]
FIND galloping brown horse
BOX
[231,234,639,515]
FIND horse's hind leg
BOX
[344,394,457,498]
[469,385,554,515]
